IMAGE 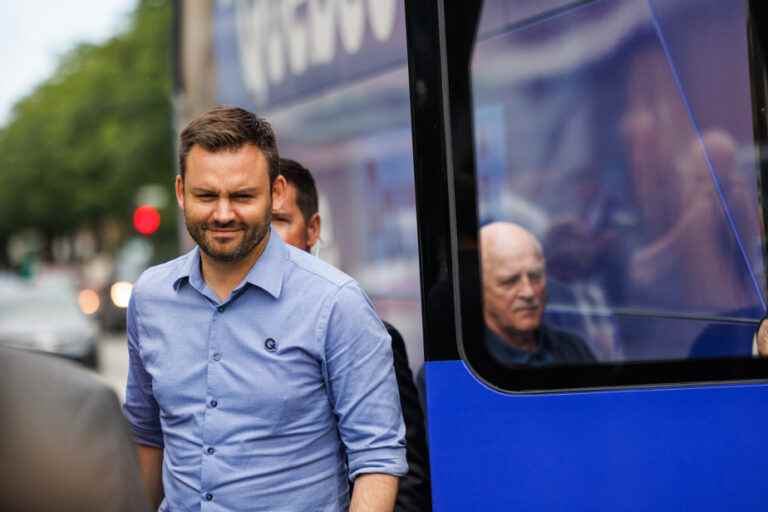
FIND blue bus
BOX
[203,0,768,508]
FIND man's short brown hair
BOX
[279,158,319,223]
[178,106,280,183]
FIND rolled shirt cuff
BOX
[348,446,408,481]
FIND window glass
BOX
[471,0,765,367]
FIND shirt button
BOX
[206,447,215,455]
[213,353,222,361]
[205,493,213,501]
[210,400,218,408]
[217,305,225,313]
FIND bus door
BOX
[405,0,768,509]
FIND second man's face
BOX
[177,144,275,263]
[272,183,311,252]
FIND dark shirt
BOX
[485,324,596,366]
[385,322,432,512]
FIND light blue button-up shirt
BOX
[123,232,407,512]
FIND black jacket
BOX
[385,322,432,512]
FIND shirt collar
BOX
[484,325,553,366]
[171,248,199,291]
[171,230,287,299]
[240,230,287,299]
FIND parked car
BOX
[97,237,153,332]
[0,274,99,369]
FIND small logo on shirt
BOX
[264,338,278,352]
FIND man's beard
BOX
[185,214,270,263]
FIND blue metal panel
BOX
[425,360,768,511]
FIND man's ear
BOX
[272,175,287,211]
[307,213,321,251]
[175,175,185,210]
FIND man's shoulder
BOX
[133,250,194,295]
[0,348,151,512]
[284,245,355,292]
[0,347,114,405]
[542,324,596,362]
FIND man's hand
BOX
[349,473,398,512]
[136,444,164,509]
[756,318,768,357]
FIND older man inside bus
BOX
[480,222,595,366]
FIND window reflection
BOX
[473,0,765,364]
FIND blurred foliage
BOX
[0,0,177,262]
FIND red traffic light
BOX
[133,205,161,235]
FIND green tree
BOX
[0,0,177,263]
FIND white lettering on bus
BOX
[234,0,398,106]
[284,0,308,75]
[339,0,365,54]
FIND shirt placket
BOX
[200,302,226,509]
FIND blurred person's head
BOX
[480,222,546,347]
[619,43,692,231]
[272,158,321,252]
[175,106,286,264]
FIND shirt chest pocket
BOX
[233,344,327,429]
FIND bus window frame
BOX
[405,0,768,392]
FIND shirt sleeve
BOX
[321,282,408,480]
[122,291,164,448]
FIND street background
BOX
[96,333,129,403]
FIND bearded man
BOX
[123,107,406,512]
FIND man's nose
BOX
[518,277,535,299]
[213,199,234,223]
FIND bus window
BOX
[464,0,767,386]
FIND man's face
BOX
[176,144,279,263]
[272,182,320,253]
[483,247,546,337]
[272,182,309,251]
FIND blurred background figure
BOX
[480,222,595,366]
[0,347,149,511]
[620,44,758,314]
[618,30,764,358]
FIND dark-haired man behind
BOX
[124,107,406,512]
[273,158,432,512]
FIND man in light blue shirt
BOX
[123,106,407,511]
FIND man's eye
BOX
[501,276,520,287]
